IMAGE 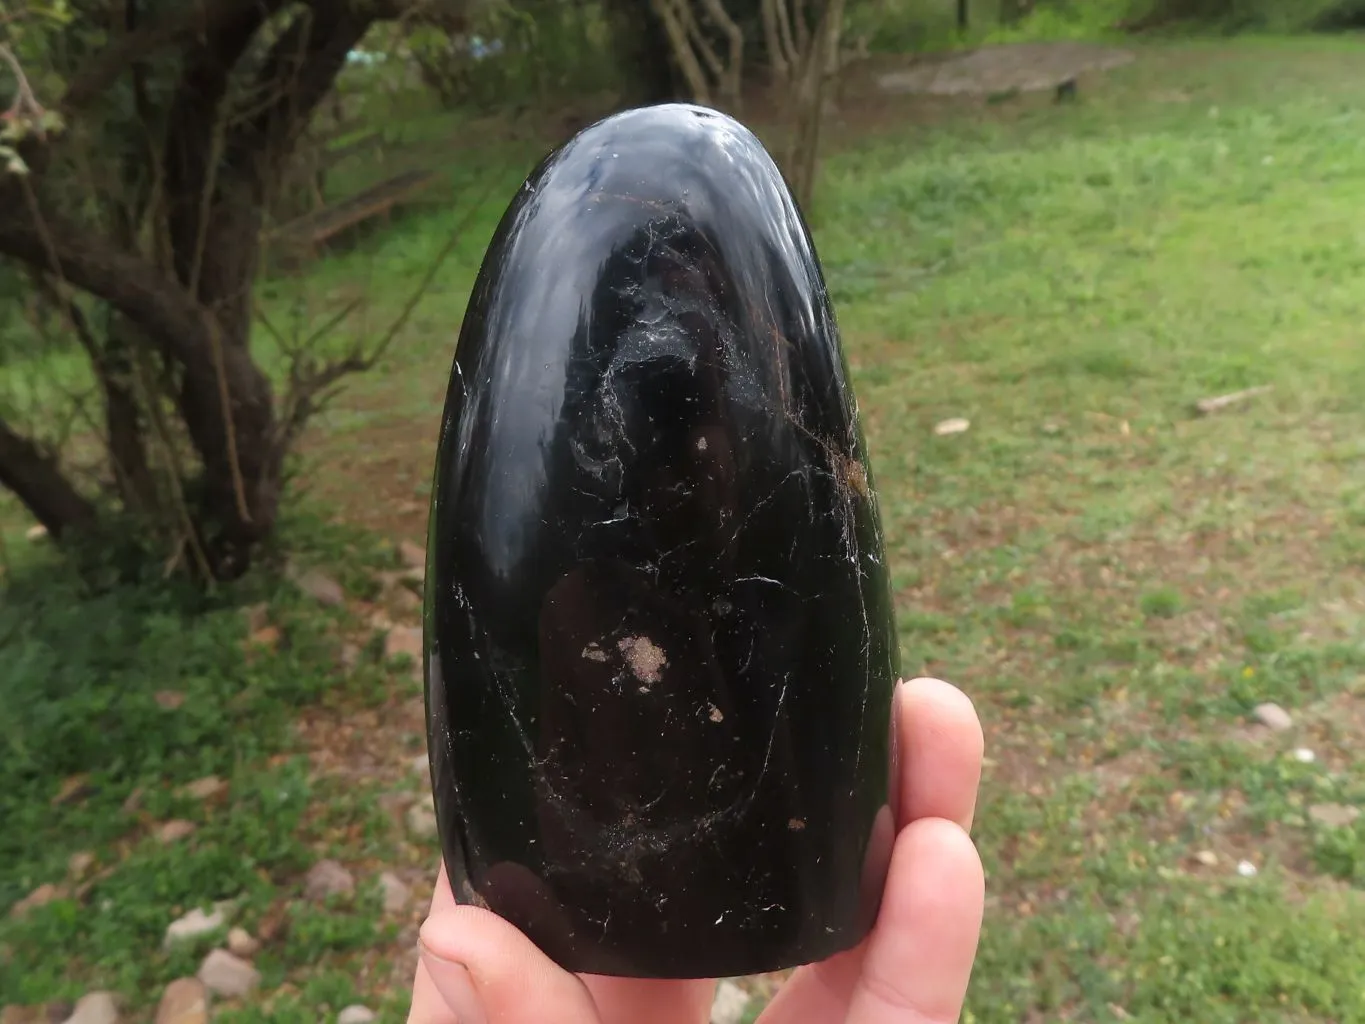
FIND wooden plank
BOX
[270,168,435,249]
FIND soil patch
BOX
[876,42,1135,96]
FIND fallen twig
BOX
[1195,385,1273,416]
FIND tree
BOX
[0,0,469,577]
[642,0,848,210]
[602,0,679,103]
[648,0,746,109]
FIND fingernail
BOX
[419,940,486,1024]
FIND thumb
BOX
[412,903,604,1024]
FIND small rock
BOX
[1236,860,1258,878]
[52,773,92,806]
[1194,850,1218,867]
[180,776,226,801]
[154,691,186,710]
[26,523,49,542]
[153,979,208,1024]
[933,417,971,436]
[5,1002,73,1023]
[10,882,61,918]
[67,851,96,878]
[164,906,227,947]
[1308,803,1360,829]
[409,753,429,775]
[121,787,146,813]
[305,859,355,900]
[385,625,423,663]
[1252,702,1292,731]
[406,801,438,840]
[243,602,270,633]
[2,1004,66,1024]
[378,871,411,914]
[288,565,345,607]
[710,980,750,1024]
[339,643,362,671]
[245,625,282,651]
[377,793,417,838]
[197,949,260,999]
[337,1006,377,1024]
[61,992,118,1024]
[398,540,426,569]
[1292,747,1316,764]
[156,820,197,844]
[225,926,260,958]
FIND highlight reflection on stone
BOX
[423,103,899,979]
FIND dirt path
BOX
[875,41,1135,96]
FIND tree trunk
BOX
[0,0,470,576]
[958,0,969,31]
[95,317,160,516]
[158,0,379,572]
[605,0,680,102]
[0,415,98,539]
[30,273,160,516]
[784,0,844,213]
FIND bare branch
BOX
[793,0,811,53]
[678,1,724,84]
[696,0,744,105]
[650,0,713,106]
[772,0,801,74]
[783,0,845,211]
[63,0,469,114]
[760,0,790,81]
[0,413,99,539]
[0,42,43,123]
[273,171,498,453]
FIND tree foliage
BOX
[1121,0,1365,29]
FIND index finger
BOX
[895,677,983,833]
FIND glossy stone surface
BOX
[424,103,899,979]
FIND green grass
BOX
[0,515,419,1014]
[273,35,1365,1020]
[5,31,1365,1023]
[821,38,1365,1023]
[295,35,1365,1020]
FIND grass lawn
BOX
[4,34,1365,1023]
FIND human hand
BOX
[408,676,985,1023]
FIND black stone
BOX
[423,103,900,980]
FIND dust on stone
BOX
[836,453,870,501]
[708,704,724,722]
[581,642,610,663]
[618,635,667,689]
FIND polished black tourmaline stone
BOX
[424,103,900,979]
